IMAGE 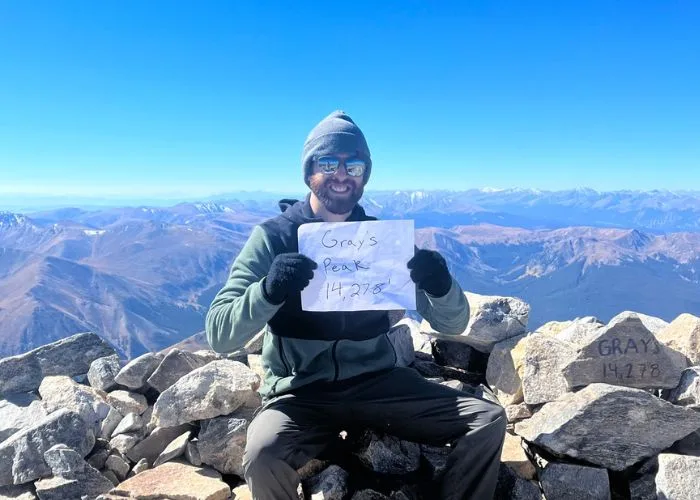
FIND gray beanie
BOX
[301,110,372,186]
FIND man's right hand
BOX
[263,253,318,304]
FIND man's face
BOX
[308,153,365,214]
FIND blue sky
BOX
[0,1,699,198]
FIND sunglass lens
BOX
[317,157,339,174]
[345,159,366,177]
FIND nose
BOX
[332,164,349,180]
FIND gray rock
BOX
[105,453,130,481]
[88,355,122,392]
[522,334,576,404]
[111,413,144,437]
[0,332,116,395]
[666,367,700,407]
[386,324,415,368]
[616,311,669,334]
[0,394,47,443]
[351,490,390,500]
[153,431,191,467]
[100,469,119,486]
[656,453,700,500]
[505,403,532,423]
[563,312,687,390]
[556,317,604,345]
[152,360,260,427]
[485,334,529,405]
[657,313,700,366]
[493,463,541,500]
[304,464,349,500]
[422,292,529,353]
[514,383,700,470]
[86,447,110,471]
[0,408,94,486]
[185,439,202,466]
[107,390,148,416]
[146,349,208,393]
[128,458,149,478]
[109,433,140,454]
[192,350,223,364]
[33,444,114,500]
[38,376,111,433]
[630,456,658,500]
[99,407,122,440]
[197,415,250,477]
[540,463,610,500]
[670,429,700,456]
[0,484,37,499]
[420,444,450,480]
[126,424,191,464]
[114,352,163,390]
[354,431,420,475]
[396,318,432,356]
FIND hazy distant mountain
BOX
[1,188,700,359]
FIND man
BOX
[206,111,506,500]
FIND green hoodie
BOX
[206,200,470,400]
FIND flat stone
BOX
[522,334,576,404]
[38,376,111,433]
[146,349,208,393]
[112,413,145,438]
[185,439,202,466]
[562,311,687,390]
[656,453,700,500]
[107,391,148,416]
[485,334,529,405]
[231,483,252,500]
[126,424,191,464]
[107,460,230,500]
[556,317,604,345]
[0,394,47,443]
[351,490,390,500]
[197,415,250,477]
[153,431,191,467]
[0,408,94,486]
[303,464,349,500]
[657,314,700,366]
[105,454,130,481]
[421,292,529,353]
[0,332,116,395]
[501,433,536,480]
[34,444,113,500]
[354,430,420,475]
[515,383,700,470]
[88,355,122,392]
[386,324,415,368]
[99,407,123,440]
[540,463,610,500]
[152,360,260,427]
[128,458,149,478]
[101,470,119,487]
[109,433,140,454]
[114,353,163,390]
[0,484,37,499]
[505,403,532,423]
[493,463,541,500]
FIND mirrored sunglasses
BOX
[316,156,366,177]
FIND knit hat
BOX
[301,110,372,186]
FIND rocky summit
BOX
[1,294,700,499]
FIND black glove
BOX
[407,249,452,297]
[263,253,318,304]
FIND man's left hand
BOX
[407,249,453,297]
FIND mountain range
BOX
[1,188,699,359]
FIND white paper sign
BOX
[298,220,416,312]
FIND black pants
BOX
[243,366,506,500]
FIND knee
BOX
[486,404,507,435]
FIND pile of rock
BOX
[1,292,699,500]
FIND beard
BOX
[309,174,364,214]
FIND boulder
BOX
[303,464,349,500]
[106,460,230,500]
[126,424,192,464]
[0,333,116,394]
[493,463,541,500]
[657,313,700,366]
[515,383,700,470]
[501,433,536,480]
[88,355,122,392]
[0,484,38,499]
[354,431,420,475]
[0,394,47,443]
[114,352,163,390]
[111,413,145,438]
[421,292,529,353]
[539,463,610,500]
[562,311,687,390]
[485,334,529,405]
[522,335,576,404]
[107,391,148,416]
[666,366,700,408]
[0,408,94,486]
[152,360,260,427]
[555,316,603,345]
[656,453,700,500]
[146,349,209,393]
[33,444,113,500]
[197,414,250,477]
[38,376,111,432]
[153,431,191,467]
